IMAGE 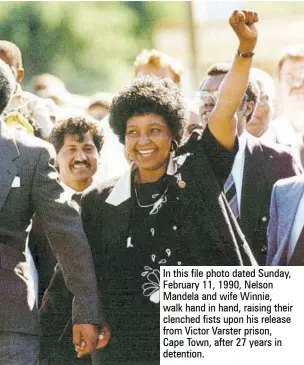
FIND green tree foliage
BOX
[0,1,184,94]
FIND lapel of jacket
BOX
[0,121,20,210]
[240,137,268,241]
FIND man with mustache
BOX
[30,117,104,299]
[32,116,107,365]
[199,63,301,264]
[51,116,103,194]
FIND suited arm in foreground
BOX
[31,144,101,356]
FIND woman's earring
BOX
[170,140,178,152]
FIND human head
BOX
[248,68,275,137]
[0,40,24,84]
[87,92,112,121]
[50,116,103,191]
[0,59,15,115]
[278,44,304,130]
[199,63,259,135]
[133,49,183,86]
[32,73,65,93]
[109,76,186,181]
[183,98,202,141]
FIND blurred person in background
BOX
[271,44,304,167]
[133,48,183,87]
[87,92,113,122]
[133,49,203,144]
[86,92,124,184]
[0,40,54,140]
[93,114,129,182]
[199,62,300,264]
[248,67,277,142]
[32,72,89,110]
[272,45,304,141]
[181,97,203,142]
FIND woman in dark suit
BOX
[80,10,259,364]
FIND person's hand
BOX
[73,323,98,358]
[96,326,111,349]
[75,326,111,357]
[229,10,258,52]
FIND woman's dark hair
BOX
[109,76,187,144]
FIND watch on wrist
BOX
[237,49,255,58]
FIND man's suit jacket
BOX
[266,175,304,265]
[0,121,100,335]
[28,214,57,306]
[239,136,301,265]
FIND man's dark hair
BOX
[0,59,15,115]
[50,117,104,153]
[200,62,259,123]
[0,40,23,69]
[109,76,186,144]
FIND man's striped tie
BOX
[224,173,239,219]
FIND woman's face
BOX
[125,113,173,172]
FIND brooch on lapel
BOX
[175,173,186,189]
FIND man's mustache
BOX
[72,161,90,167]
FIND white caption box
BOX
[160,267,304,365]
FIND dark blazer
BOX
[0,121,100,335]
[239,136,301,264]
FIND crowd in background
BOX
[1,10,304,364]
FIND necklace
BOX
[134,184,168,208]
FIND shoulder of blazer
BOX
[259,139,295,160]
[12,129,56,157]
[274,174,304,191]
[247,136,300,174]
[82,177,119,205]
[247,134,293,157]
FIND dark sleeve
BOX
[280,151,303,178]
[39,264,74,359]
[81,189,108,329]
[28,214,57,305]
[199,126,238,186]
[31,145,100,325]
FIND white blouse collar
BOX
[105,152,190,206]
